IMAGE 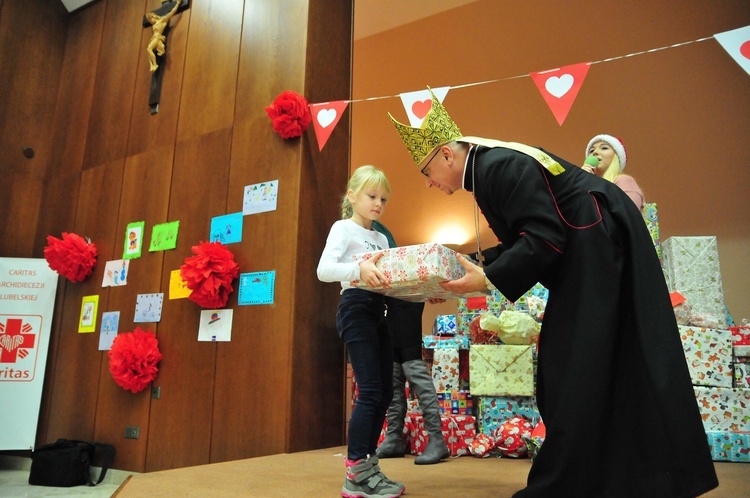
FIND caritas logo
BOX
[0,315,42,381]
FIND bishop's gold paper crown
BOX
[389,88,462,166]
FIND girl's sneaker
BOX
[342,456,405,498]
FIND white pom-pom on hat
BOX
[585,134,627,170]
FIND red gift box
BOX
[409,414,476,457]
[730,326,750,346]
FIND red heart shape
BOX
[411,99,431,119]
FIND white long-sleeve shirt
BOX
[317,219,390,292]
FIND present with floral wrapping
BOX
[351,243,488,302]
[679,325,734,388]
[437,390,474,416]
[705,430,750,462]
[476,396,540,435]
[694,386,750,431]
[432,348,460,391]
[662,236,728,328]
[469,345,535,396]
[409,414,476,457]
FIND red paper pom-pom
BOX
[43,232,98,282]
[265,90,311,139]
[492,416,533,458]
[180,241,240,308]
[108,327,162,394]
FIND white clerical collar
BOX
[462,145,476,191]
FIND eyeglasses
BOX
[420,148,440,177]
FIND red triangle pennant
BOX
[530,62,591,126]
[309,101,349,151]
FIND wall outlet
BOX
[124,426,140,439]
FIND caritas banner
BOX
[0,258,58,450]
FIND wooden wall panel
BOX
[144,129,232,472]
[3,0,355,471]
[212,0,312,462]
[92,145,174,472]
[126,0,190,157]
[0,0,67,257]
[47,1,105,179]
[176,0,244,142]
[287,0,352,452]
[83,0,146,169]
[0,172,43,257]
[44,161,123,442]
[0,0,66,181]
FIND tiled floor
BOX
[0,456,129,498]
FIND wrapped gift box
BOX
[409,414,476,457]
[437,390,474,415]
[456,312,481,338]
[457,284,549,315]
[730,326,750,346]
[433,314,457,335]
[706,430,750,462]
[662,236,727,328]
[423,334,469,350]
[352,243,488,302]
[679,325,733,388]
[432,348,460,391]
[476,396,540,435]
[642,202,662,262]
[736,345,750,358]
[735,360,750,389]
[470,345,534,396]
[694,386,750,431]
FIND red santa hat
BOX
[585,134,627,170]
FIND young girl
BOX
[583,134,645,211]
[317,165,404,498]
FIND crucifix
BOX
[142,0,190,114]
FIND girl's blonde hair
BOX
[340,165,391,219]
[602,153,623,183]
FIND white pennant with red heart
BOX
[398,86,450,127]
[309,100,349,151]
[530,62,591,126]
[714,25,750,77]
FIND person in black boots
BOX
[372,220,450,465]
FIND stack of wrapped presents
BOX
[351,204,749,463]
[663,235,750,463]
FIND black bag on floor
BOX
[28,438,116,487]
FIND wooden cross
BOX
[142,0,190,114]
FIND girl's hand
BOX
[581,165,596,174]
[360,252,386,287]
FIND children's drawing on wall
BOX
[169,269,191,300]
[149,221,180,252]
[238,271,275,305]
[210,212,243,244]
[198,309,233,342]
[243,179,278,215]
[99,311,120,350]
[123,221,145,259]
[78,295,99,333]
[134,293,164,323]
[102,260,129,287]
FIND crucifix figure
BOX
[142,0,189,114]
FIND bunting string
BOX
[345,34,716,105]
[306,26,748,148]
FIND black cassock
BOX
[466,145,717,497]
